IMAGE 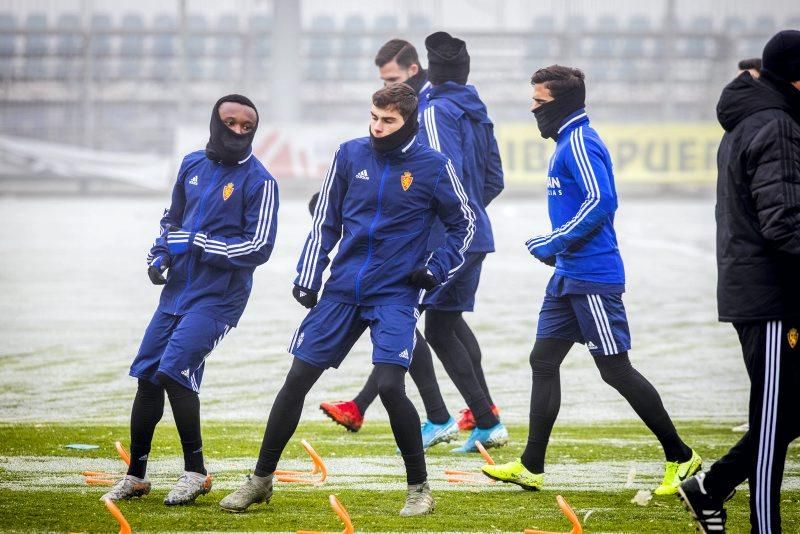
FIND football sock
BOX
[408,331,450,424]
[521,338,573,473]
[373,363,427,485]
[454,317,494,405]
[128,379,165,479]
[157,372,206,475]
[255,357,324,477]
[593,353,692,462]
[425,310,499,429]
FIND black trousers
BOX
[704,318,800,533]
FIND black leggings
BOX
[353,329,450,424]
[425,310,499,429]
[521,339,691,473]
[256,358,427,484]
[127,374,206,478]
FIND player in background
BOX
[418,31,507,453]
[482,66,700,495]
[738,57,762,78]
[319,40,457,450]
[220,83,474,517]
[679,30,800,534]
[102,95,279,506]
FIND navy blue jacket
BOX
[147,150,279,326]
[295,136,475,306]
[525,110,624,285]
[420,82,504,253]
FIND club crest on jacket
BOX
[401,171,413,191]
[789,328,798,349]
[223,182,235,201]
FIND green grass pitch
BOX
[0,421,797,532]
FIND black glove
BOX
[408,268,439,290]
[292,285,318,308]
[539,255,556,267]
[147,255,171,285]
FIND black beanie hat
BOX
[762,29,800,82]
[425,31,470,85]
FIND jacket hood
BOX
[717,72,790,132]
[429,82,491,124]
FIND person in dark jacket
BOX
[220,83,475,517]
[102,95,279,506]
[678,30,800,534]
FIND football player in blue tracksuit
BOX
[102,95,279,506]
[482,66,700,495]
[319,39,457,443]
[418,32,507,453]
[221,83,474,517]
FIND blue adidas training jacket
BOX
[525,110,625,285]
[295,135,475,306]
[147,150,279,326]
[419,82,504,253]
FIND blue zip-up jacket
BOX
[419,82,504,253]
[147,150,279,326]
[525,110,625,285]
[295,135,475,306]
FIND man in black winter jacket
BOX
[678,30,800,534]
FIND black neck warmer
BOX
[370,111,419,155]
[761,69,800,125]
[405,68,428,94]
[532,85,586,140]
[205,94,259,165]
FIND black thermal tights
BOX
[127,374,206,478]
[521,339,691,474]
[425,310,499,429]
[256,358,427,484]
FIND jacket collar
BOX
[557,108,589,138]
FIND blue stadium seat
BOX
[119,13,145,78]
[55,13,82,80]
[372,15,398,52]
[589,15,618,57]
[527,16,555,58]
[341,15,366,79]
[90,13,114,80]
[186,14,208,80]
[408,14,431,32]
[151,14,176,80]
[24,13,49,79]
[0,12,15,79]
[753,15,776,35]
[212,14,241,80]
[683,16,713,58]
[723,16,746,34]
[249,14,272,80]
[621,15,650,58]
[307,15,334,81]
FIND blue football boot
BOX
[452,422,508,453]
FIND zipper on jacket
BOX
[175,164,222,312]
[354,161,389,304]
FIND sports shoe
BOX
[399,481,434,517]
[163,471,212,505]
[100,475,151,502]
[421,418,460,449]
[451,422,508,453]
[319,400,363,432]
[654,448,702,495]
[457,404,501,431]
[677,472,734,533]
[219,474,273,513]
[481,459,544,491]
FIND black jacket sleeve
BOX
[747,117,800,256]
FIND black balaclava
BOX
[405,68,428,94]
[532,84,586,140]
[205,94,258,165]
[761,29,800,120]
[370,108,419,155]
[426,31,470,85]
